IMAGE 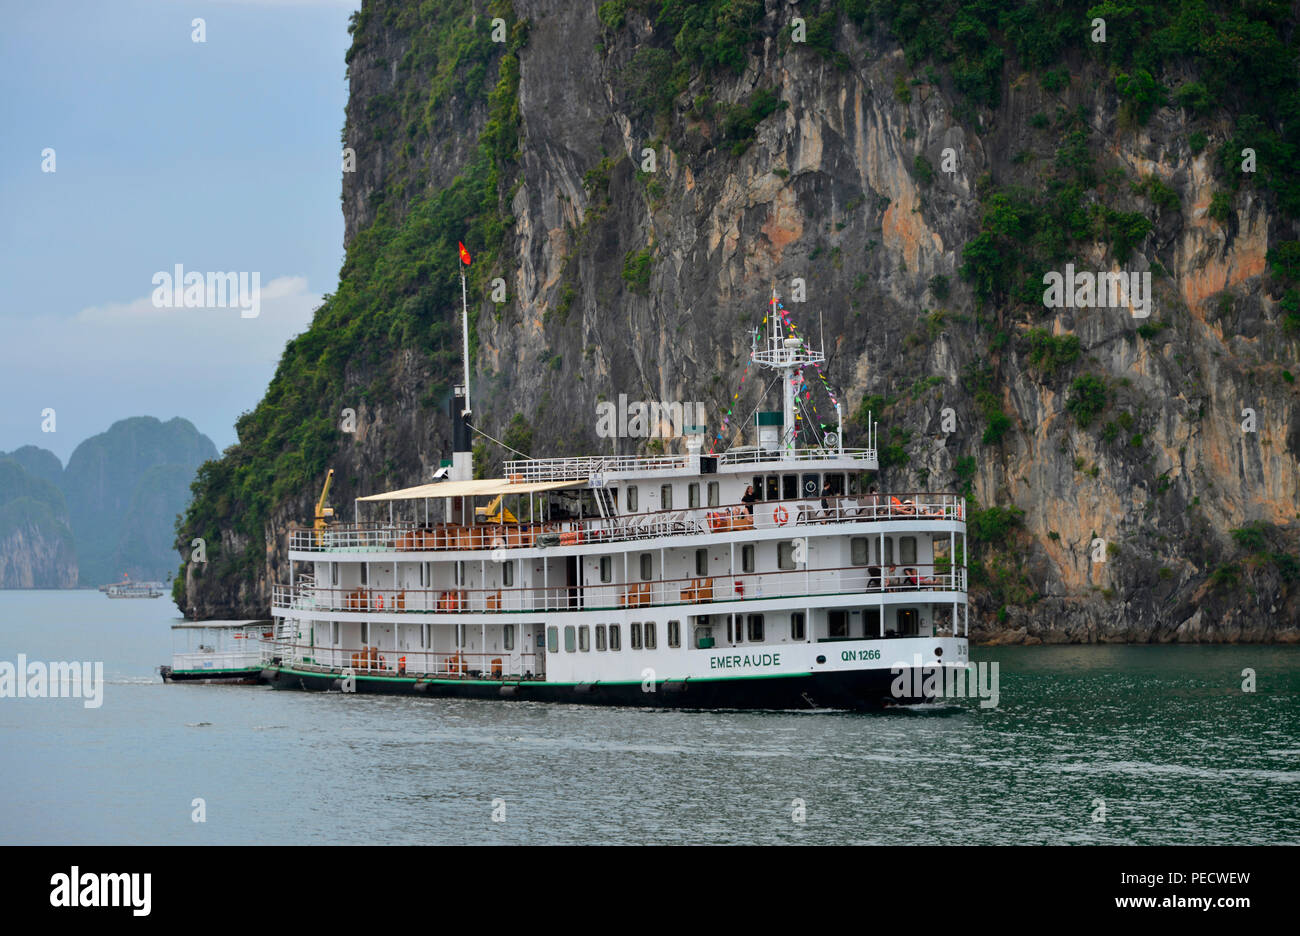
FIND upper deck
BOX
[290,491,964,554]
[501,446,877,483]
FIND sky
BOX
[0,0,361,463]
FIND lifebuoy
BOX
[774,505,789,526]
[376,593,384,609]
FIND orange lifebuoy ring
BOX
[774,505,789,526]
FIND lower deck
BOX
[270,599,967,684]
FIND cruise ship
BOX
[261,293,969,708]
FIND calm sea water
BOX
[1,590,1296,845]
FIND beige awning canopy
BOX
[357,478,585,503]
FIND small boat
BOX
[103,573,165,598]
[160,621,272,684]
[107,582,163,599]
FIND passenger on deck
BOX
[741,485,757,515]
[891,496,916,516]
[820,481,833,513]
[863,486,881,518]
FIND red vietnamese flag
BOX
[458,242,472,266]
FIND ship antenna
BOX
[460,266,472,420]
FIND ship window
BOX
[851,537,869,566]
[331,564,339,586]
[609,623,622,651]
[897,609,919,637]
[668,620,680,648]
[688,483,700,508]
[765,475,779,500]
[865,608,880,636]
[630,622,643,650]
[660,485,673,510]
[502,561,514,586]
[707,482,720,507]
[331,621,339,645]
[802,474,820,497]
[791,612,805,641]
[742,544,755,573]
[547,626,559,654]
[455,623,465,648]
[881,538,894,565]
[644,621,657,649]
[782,474,797,500]
[695,548,708,576]
[360,621,370,645]
[848,474,860,495]
[640,554,652,581]
[503,624,514,651]
[778,542,796,570]
[360,565,368,585]
[828,473,846,495]
[455,561,465,585]
[579,625,590,652]
[829,610,849,638]
[900,537,917,565]
[564,625,576,652]
[627,486,638,512]
[747,615,765,642]
[600,556,612,583]
[752,476,765,500]
[595,624,607,651]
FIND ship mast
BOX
[751,285,826,457]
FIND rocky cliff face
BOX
[177,0,1300,641]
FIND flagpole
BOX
[460,267,471,418]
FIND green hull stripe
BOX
[171,667,262,675]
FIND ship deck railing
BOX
[502,447,878,482]
[272,563,967,616]
[291,492,965,553]
[261,643,541,681]
[171,649,263,671]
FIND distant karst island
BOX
[0,416,216,589]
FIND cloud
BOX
[0,278,320,459]
[77,275,311,327]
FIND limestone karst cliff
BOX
[176,0,1300,640]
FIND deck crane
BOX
[313,468,335,546]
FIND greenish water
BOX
[1,590,1296,844]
